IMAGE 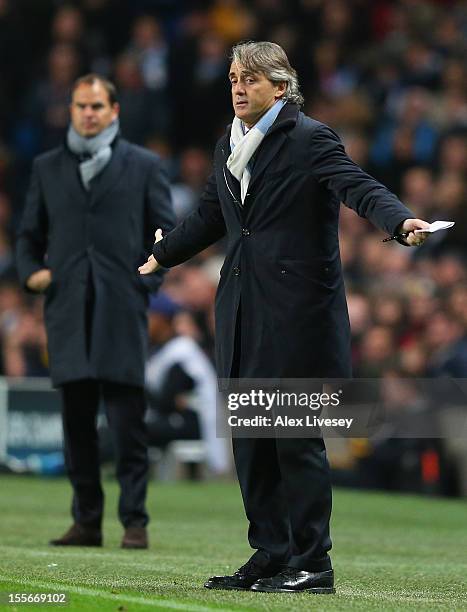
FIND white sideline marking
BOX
[0,576,234,612]
[1,574,461,607]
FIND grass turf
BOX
[0,475,466,611]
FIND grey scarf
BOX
[67,119,120,190]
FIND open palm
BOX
[138,229,163,275]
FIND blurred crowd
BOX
[0,0,466,382]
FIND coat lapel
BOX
[89,139,129,207]
[220,131,242,206]
[246,131,287,194]
[220,104,298,209]
[246,103,299,194]
[59,149,87,209]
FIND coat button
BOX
[233,266,241,276]
[87,245,94,254]
[242,228,250,236]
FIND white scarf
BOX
[227,100,285,203]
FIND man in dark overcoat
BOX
[139,42,429,591]
[16,74,175,549]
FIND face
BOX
[148,312,173,344]
[229,61,286,128]
[70,81,119,137]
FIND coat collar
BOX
[60,147,87,208]
[220,103,299,163]
[247,103,298,194]
[220,103,299,197]
[60,138,129,208]
[88,138,129,207]
[262,101,299,137]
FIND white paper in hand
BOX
[414,221,455,235]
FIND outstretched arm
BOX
[139,156,176,292]
[139,164,226,275]
[308,125,429,246]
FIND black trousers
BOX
[231,306,332,572]
[61,379,149,530]
[232,437,332,572]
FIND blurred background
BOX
[0,0,466,495]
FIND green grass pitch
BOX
[0,475,466,611]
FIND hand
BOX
[26,269,52,292]
[138,228,163,275]
[399,218,431,246]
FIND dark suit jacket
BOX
[153,104,414,379]
[16,138,175,387]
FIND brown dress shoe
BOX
[49,523,102,547]
[121,527,148,549]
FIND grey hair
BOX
[230,41,304,106]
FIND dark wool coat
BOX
[16,138,175,387]
[153,104,414,379]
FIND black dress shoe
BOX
[251,567,335,593]
[49,523,102,547]
[204,558,281,591]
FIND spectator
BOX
[2,305,48,377]
[127,15,169,92]
[209,0,256,44]
[355,325,398,377]
[400,167,434,218]
[51,4,109,75]
[145,293,230,476]
[19,43,81,157]
[171,31,231,148]
[0,230,14,280]
[0,282,25,374]
[425,311,467,377]
[170,147,211,220]
[113,52,167,143]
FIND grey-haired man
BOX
[140,41,429,593]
